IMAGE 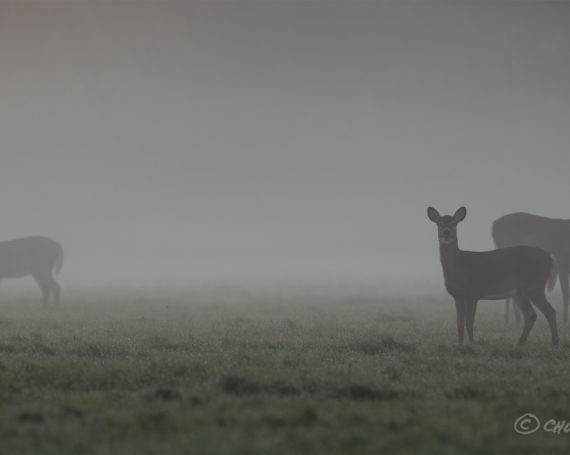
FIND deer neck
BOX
[439,240,462,284]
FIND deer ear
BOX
[454,206,467,222]
[427,207,440,223]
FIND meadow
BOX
[0,284,568,454]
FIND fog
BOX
[1,1,569,287]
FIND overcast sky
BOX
[1,1,569,285]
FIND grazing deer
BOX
[0,237,63,306]
[493,212,570,323]
[428,207,558,345]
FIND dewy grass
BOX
[0,285,568,454]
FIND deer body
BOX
[493,212,570,322]
[428,207,558,345]
[440,243,552,301]
[0,236,63,306]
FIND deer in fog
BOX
[0,237,63,306]
[493,212,570,324]
[428,207,558,345]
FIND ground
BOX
[0,284,568,454]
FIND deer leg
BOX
[505,299,510,324]
[38,283,50,307]
[32,273,51,307]
[512,297,522,323]
[528,290,559,345]
[454,300,466,344]
[516,297,536,345]
[465,300,478,343]
[51,278,61,306]
[558,267,569,323]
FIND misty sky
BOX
[1,1,569,286]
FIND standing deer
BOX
[493,212,570,323]
[0,236,63,306]
[428,207,558,345]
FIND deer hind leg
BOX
[512,297,522,323]
[516,297,537,345]
[528,290,559,345]
[32,271,60,307]
[558,267,569,323]
[454,299,466,344]
[33,277,51,307]
[505,298,522,324]
[465,300,478,344]
[51,278,61,306]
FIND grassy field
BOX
[0,284,568,454]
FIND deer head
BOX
[427,206,466,245]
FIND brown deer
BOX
[493,212,570,323]
[428,207,558,345]
[0,237,63,306]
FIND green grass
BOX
[0,284,568,454]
